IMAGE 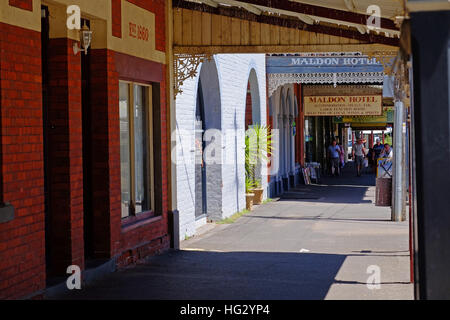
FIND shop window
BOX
[119,81,154,218]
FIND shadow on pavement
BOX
[279,164,377,204]
[47,250,347,300]
[245,215,391,223]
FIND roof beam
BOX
[233,0,399,31]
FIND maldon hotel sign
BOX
[304,95,383,116]
[290,57,380,66]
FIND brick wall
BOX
[0,22,46,299]
[111,0,122,38]
[245,82,252,130]
[0,0,169,298]
[46,38,84,275]
[90,50,170,265]
[87,49,119,258]
[8,0,32,11]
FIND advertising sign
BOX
[304,95,383,116]
[333,107,394,124]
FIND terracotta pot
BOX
[246,193,255,211]
[252,188,264,205]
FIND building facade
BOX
[268,83,304,196]
[0,0,171,299]
[174,54,267,239]
[267,54,386,191]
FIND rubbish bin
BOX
[376,178,392,207]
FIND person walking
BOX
[338,140,345,169]
[372,138,384,172]
[328,139,342,176]
[380,143,393,159]
[352,138,366,177]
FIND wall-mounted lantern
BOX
[73,23,92,55]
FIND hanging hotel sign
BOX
[304,95,383,116]
[303,85,383,97]
[266,55,386,97]
[333,107,394,124]
[266,55,385,74]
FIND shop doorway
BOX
[245,69,263,184]
[194,59,222,222]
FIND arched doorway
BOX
[244,68,263,185]
[245,69,261,129]
[285,88,298,188]
[194,59,222,222]
[195,80,207,219]
[272,88,286,195]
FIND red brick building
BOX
[0,0,172,299]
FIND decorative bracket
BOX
[393,59,410,102]
[367,51,399,75]
[173,53,212,99]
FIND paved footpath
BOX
[49,166,414,300]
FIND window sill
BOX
[121,211,162,233]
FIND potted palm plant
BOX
[245,125,273,206]
[252,179,264,205]
[245,177,255,211]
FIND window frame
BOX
[119,80,155,220]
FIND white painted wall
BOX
[175,54,267,240]
[268,83,298,196]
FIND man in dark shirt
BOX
[372,139,384,170]
[328,140,342,176]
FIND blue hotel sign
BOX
[266,56,385,74]
[290,56,379,66]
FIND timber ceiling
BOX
[173,0,404,54]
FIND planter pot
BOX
[246,193,255,211]
[252,188,264,205]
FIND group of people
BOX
[328,138,393,177]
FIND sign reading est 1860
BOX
[129,22,149,41]
[304,95,382,116]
